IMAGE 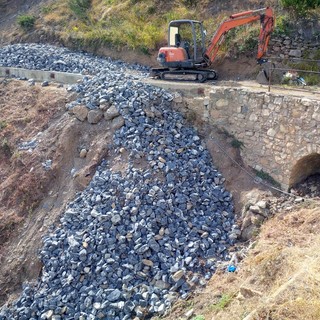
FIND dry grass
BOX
[37,0,282,54]
[158,204,320,320]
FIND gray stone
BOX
[87,110,103,124]
[104,105,120,120]
[79,149,87,158]
[107,289,122,302]
[111,116,125,130]
[289,49,302,57]
[72,105,88,122]
[172,270,185,282]
[41,80,49,87]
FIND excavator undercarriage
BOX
[150,68,217,83]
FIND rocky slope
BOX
[0,44,238,319]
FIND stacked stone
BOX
[269,35,320,59]
[0,44,237,320]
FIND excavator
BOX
[151,7,274,82]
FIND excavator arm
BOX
[204,7,274,66]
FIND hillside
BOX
[1,0,320,82]
[1,0,279,67]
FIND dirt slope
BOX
[0,79,120,306]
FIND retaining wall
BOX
[164,83,320,190]
[0,66,83,84]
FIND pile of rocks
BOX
[240,191,272,241]
[0,43,149,75]
[0,44,237,319]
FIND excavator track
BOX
[150,68,218,83]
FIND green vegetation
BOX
[287,59,320,86]
[0,120,7,130]
[68,0,91,20]
[280,0,320,16]
[274,14,293,36]
[210,294,233,311]
[231,138,245,150]
[36,0,320,58]
[192,315,205,320]
[41,0,195,53]
[17,15,36,31]
[1,138,12,157]
[41,5,54,14]
[222,24,261,57]
[217,128,245,150]
[254,169,281,189]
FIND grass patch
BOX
[68,0,91,20]
[210,293,233,311]
[1,138,12,157]
[274,14,293,36]
[231,138,244,150]
[43,0,195,52]
[41,5,54,14]
[0,120,7,130]
[192,315,205,320]
[17,15,36,31]
[254,169,281,189]
[217,128,245,149]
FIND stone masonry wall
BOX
[175,87,320,189]
[269,35,320,59]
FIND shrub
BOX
[280,0,320,15]
[0,120,7,130]
[192,316,205,320]
[182,0,197,7]
[274,14,293,36]
[254,169,281,188]
[231,138,244,149]
[68,0,91,20]
[17,15,36,30]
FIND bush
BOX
[274,14,293,36]
[182,0,197,7]
[17,15,36,30]
[68,0,91,20]
[280,0,320,15]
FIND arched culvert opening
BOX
[289,153,320,197]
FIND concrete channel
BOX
[0,66,83,84]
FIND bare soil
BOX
[160,201,320,320]
[0,79,120,306]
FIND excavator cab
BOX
[157,20,206,68]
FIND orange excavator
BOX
[151,7,274,82]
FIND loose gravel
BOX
[0,43,149,75]
[0,44,238,320]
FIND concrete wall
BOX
[166,84,320,190]
[0,66,83,84]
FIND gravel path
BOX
[0,44,238,320]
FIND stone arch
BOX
[289,153,320,188]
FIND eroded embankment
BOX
[0,79,122,308]
[0,44,239,320]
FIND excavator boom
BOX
[204,7,274,65]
